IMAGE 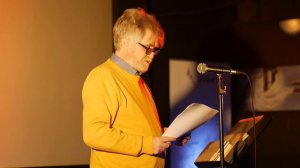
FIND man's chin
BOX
[139,68,148,74]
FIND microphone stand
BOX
[217,74,226,168]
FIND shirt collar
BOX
[111,53,141,76]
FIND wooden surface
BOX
[195,115,270,167]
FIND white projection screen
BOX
[0,0,112,167]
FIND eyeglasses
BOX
[138,42,162,55]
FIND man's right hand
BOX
[152,136,176,154]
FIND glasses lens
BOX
[146,47,161,55]
[145,48,153,55]
[139,43,161,55]
[153,48,161,55]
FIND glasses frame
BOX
[138,42,162,55]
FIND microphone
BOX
[197,63,243,74]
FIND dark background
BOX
[113,0,300,168]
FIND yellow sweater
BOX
[82,58,164,168]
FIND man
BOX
[82,8,179,168]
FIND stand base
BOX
[195,161,233,168]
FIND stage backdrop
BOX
[169,59,232,168]
[247,65,300,111]
[0,0,112,167]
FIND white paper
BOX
[163,103,218,138]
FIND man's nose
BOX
[148,52,156,59]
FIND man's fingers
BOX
[161,136,176,142]
[152,136,176,154]
[164,141,171,148]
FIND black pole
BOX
[217,73,226,168]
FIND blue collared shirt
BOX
[111,53,141,76]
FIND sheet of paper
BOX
[163,103,218,138]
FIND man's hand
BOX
[152,136,176,154]
[176,133,191,146]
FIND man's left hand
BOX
[176,133,191,146]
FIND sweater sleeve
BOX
[82,68,153,156]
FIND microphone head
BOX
[197,63,207,74]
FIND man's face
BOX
[129,30,162,74]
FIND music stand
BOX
[194,115,271,168]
